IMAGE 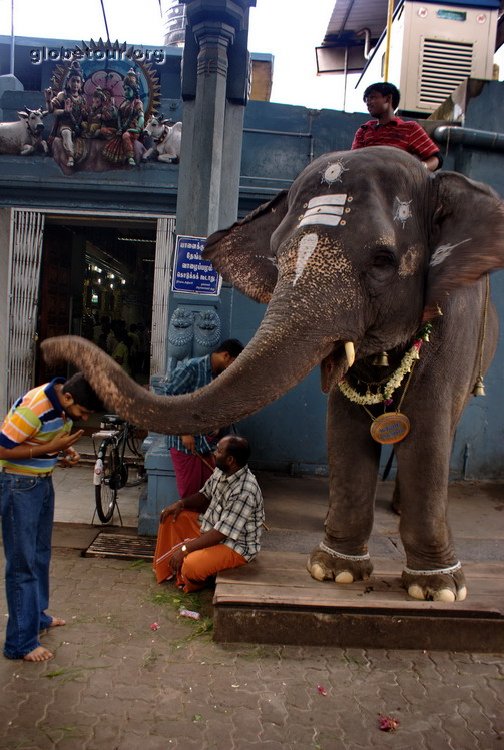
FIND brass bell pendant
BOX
[472,376,486,397]
[372,351,389,366]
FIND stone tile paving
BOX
[0,548,503,750]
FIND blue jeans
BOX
[0,473,55,659]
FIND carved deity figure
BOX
[82,87,117,139]
[45,60,88,167]
[102,68,144,166]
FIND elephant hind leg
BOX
[307,545,373,584]
[402,563,467,602]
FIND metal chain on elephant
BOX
[471,273,490,396]
[338,323,433,445]
[361,365,416,443]
[403,561,461,576]
[319,541,371,561]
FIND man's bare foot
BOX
[23,646,54,662]
[49,617,66,627]
[40,616,66,635]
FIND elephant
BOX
[41,146,504,603]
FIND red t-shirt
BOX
[351,116,440,163]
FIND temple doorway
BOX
[37,216,154,384]
[34,213,175,386]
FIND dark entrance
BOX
[36,215,156,385]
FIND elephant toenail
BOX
[309,563,326,581]
[335,571,354,583]
[456,586,467,601]
[408,584,425,600]
[433,588,456,603]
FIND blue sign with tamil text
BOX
[171,235,221,296]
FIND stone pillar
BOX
[176,0,253,235]
[140,0,256,536]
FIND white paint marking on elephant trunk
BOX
[430,238,471,266]
[298,194,348,229]
[294,232,319,285]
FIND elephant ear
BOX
[203,190,288,303]
[424,172,504,320]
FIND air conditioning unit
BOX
[356,0,499,115]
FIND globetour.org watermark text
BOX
[29,45,166,65]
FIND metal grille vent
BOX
[418,38,473,108]
[7,210,45,408]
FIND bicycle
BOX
[92,415,147,524]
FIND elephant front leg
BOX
[308,392,379,584]
[395,431,467,602]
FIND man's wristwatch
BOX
[181,544,188,555]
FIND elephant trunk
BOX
[41,297,338,435]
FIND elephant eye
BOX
[372,249,396,269]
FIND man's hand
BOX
[160,499,184,524]
[59,447,80,467]
[46,430,84,455]
[181,435,196,453]
[169,547,186,573]
[423,155,440,172]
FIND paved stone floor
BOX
[1,465,503,749]
[1,550,503,750]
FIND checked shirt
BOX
[200,465,265,561]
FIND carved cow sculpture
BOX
[0,108,48,156]
[142,115,182,163]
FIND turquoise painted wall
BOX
[0,45,503,478]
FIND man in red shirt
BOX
[351,82,441,172]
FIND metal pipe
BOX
[383,0,394,81]
[9,0,15,75]
[434,125,504,152]
[343,47,348,112]
[356,27,372,60]
[243,127,312,138]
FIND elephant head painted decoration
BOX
[42,147,504,603]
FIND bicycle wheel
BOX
[95,440,121,523]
